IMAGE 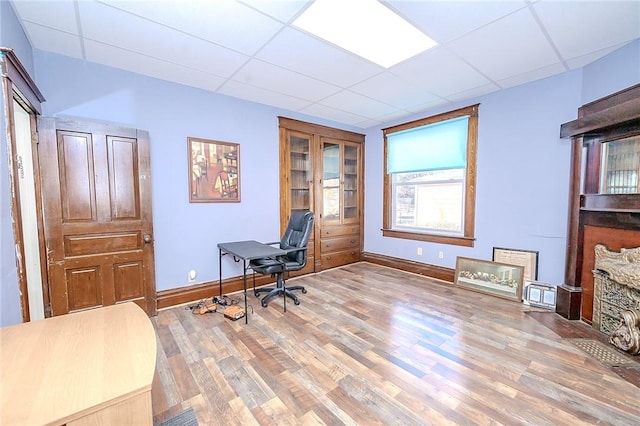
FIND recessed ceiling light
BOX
[293,0,437,68]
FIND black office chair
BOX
[250,210,314,309]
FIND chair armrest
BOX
[281,246,307,255]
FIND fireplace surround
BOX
[592,244,640,355]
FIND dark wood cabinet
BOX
[279,117,364,273]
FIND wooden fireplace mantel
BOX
[558,84,640,321]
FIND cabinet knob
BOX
[326,244,331,248]
[327,256,331,260]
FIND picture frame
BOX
[455,256,524,302]
[524,280,557,309]
[189,137,240,203]
[492,247,538,281]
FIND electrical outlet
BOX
[188,269,197,283]
[438,251,444,259]
[417,247,423,256]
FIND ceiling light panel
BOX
[293,0,437,68]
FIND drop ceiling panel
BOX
[391,46,492,98]
[218,79,312,111]
[238,0,310,24]
[534,0,640,60]
[447,8,560,82]
[299,103,368,126]
[256,27,383,88]
[11,0,78,34]
[446,82,501,103]
[21,22,83,59]
[232,59,341,102]
[349,72,440,110]
[100,0,284,55]
[84,39,226,92]
[496,63,566,91]
[8,0,640,129]
[564,43,632,70]
[319,90,401,119]
[385,0,528,43]
[79,1,249,77]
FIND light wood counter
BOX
[0,302,156,425]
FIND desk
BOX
[0,302,156,425]
[218,240,285,323]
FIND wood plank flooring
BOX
[151,262,640,425]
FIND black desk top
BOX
[218,240,285,260]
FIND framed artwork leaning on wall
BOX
[455,256,524,302]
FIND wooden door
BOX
[38,117,156,316]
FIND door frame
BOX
[1,48,47,322]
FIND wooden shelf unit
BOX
[279,117,365,273]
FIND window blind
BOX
[387,116,469,174]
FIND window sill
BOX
[382,229,475,247]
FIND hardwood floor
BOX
[151,262,640,425]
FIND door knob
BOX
[143,234,152,244]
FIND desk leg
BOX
[219,248,223,297]
[243,259,248,324]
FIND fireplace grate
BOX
[566,338,639,368]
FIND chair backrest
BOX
[280,210,314,265]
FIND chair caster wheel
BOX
[254,292,260,298]
[294,299,300,305]
[301,288,307,294]
[261,299,268,308]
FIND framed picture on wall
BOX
[188,137,240,203]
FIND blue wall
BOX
[32,51,360,295]
[364,72,581,284]
[2,0,639,326]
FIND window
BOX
[383,104,478,246]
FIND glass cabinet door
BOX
[343,142,359,223]
[322,141,341,223]
[289,132,312,210]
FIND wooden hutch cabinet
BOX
[279,117,365,273]
[557,84,640,322]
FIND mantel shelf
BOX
[560,96,640,139]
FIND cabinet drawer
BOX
[321,225,359,237]
[321,249,360,270]
[321,235,359,252]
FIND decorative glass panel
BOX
[290,135,311,209]
[600,135,640,194]
[323,142,340,221]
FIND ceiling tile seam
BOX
[220,25,295,91]
[384,51,484,101]
[227,56,345,97]
[76,37,235,88]
[319,87,421,117]
[312,95,406,121]
[527,3,570,72]
[96,1,264,58]
[73,0,87,60]
[218,72,331,107]
[238,0,311,26]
